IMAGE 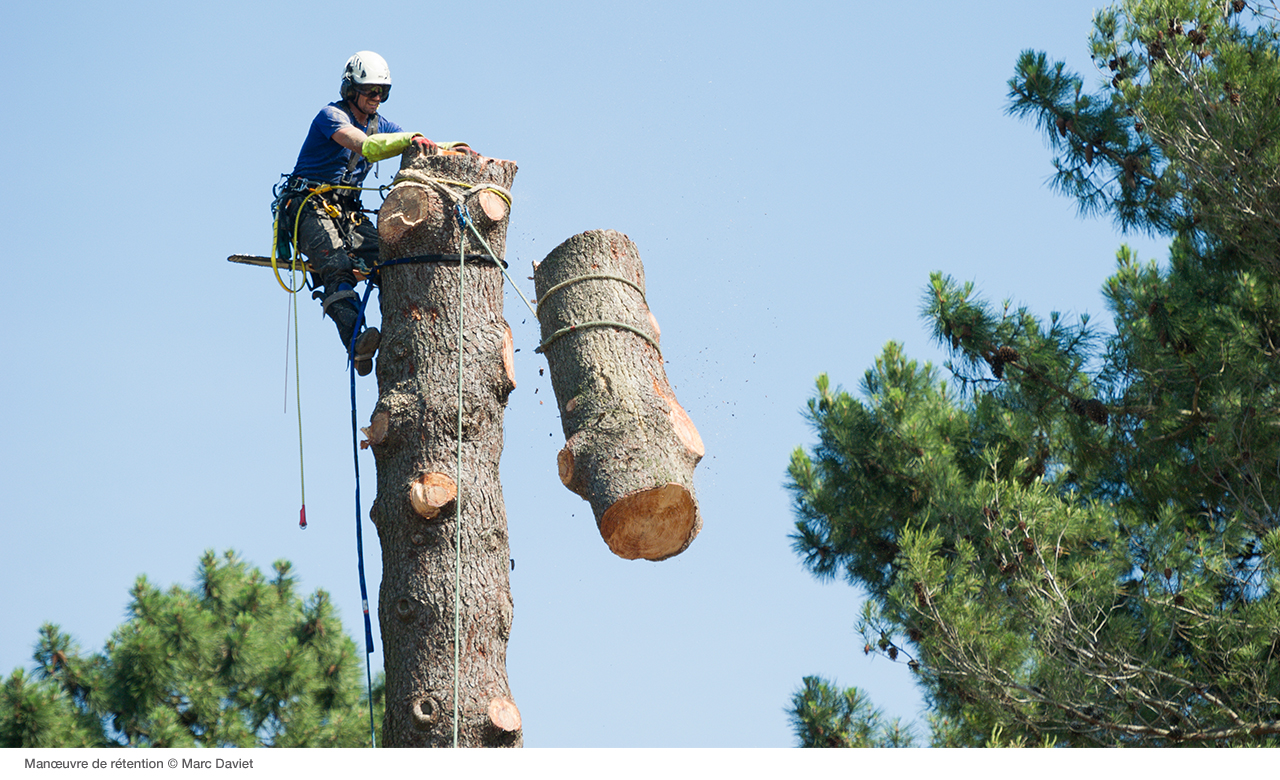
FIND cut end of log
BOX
[409,472,457,520]
[487,697,522,733]
[599,483,699,561]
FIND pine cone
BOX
[1233,0,1246,12]
[1069,397,1087,417]
[1084,399,1110,425]
[990,356,1005,380]
[996,345,1020,364]
[1188,28,1207,45]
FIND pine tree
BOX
[0,550,382,748]
[788,0,1280,747]
[790,677,916,748]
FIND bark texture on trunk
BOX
[368,146,521,747]
[534,229,704,561]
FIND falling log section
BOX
[535,229,704,561]
[366,144,521,747]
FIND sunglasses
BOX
[356,85,390,100]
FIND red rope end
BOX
[299,505,308,530]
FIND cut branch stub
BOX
[534,229,703,561]
[360,410,390,450]
[487,697,522,733]
[408,472,457,521]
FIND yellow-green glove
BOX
[361,132,423,162]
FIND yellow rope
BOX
[391,175,513,207]
[270,183,376,294]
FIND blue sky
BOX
[2,0,1171,747]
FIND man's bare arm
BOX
[331,125,368,154]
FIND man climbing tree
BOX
[276,51,438,375]
[788,0,1280,747]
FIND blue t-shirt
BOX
[291,101,404,186]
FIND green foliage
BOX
[1007,0,1280,275]
[788,0,1280,748]
[790,677,915,747]
[0,550,382,748]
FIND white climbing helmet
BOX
[340,51,392,102]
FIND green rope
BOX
[535,273,646,311]
[528,273,659,355]
[536,319,662,355]
[460,217,538,320]
[453,224,466,749]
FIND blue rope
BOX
[347,280,379,748]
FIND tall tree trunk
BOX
[366,146,521,747]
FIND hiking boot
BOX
[352,327,381,376]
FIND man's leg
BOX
[344,216,382,375]
[296,207,363,350]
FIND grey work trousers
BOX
[287,194,379,350]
